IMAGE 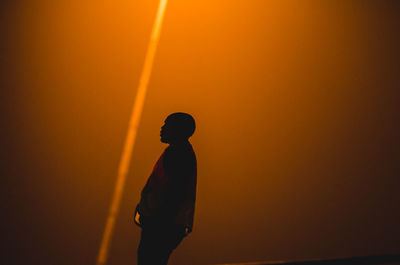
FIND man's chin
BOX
[160,137,168,143]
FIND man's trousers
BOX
[137,224,186,265]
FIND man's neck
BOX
[169,139,189,146]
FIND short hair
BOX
[166,112,196,139]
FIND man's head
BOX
[160,112,196,144]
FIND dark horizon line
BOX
[215,254,400,265]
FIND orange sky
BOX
[1,1,400,264]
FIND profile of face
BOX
[160,118,175,144]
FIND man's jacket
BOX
[137,141,197,231]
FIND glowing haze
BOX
[1,1,399,265]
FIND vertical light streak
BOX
[96,0,168,264]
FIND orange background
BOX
[1,1,399,264]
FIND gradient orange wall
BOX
[2,1,399,264]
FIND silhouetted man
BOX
[134,112,197,265]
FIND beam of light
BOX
[95,0,168,264]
